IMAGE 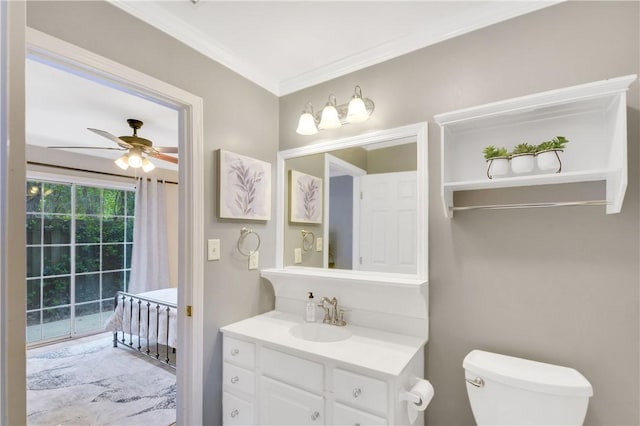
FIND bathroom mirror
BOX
[275,122,428,280]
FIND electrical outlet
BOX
[207,239,220,261]
[249,251,259,270]
[316,237,323,251]
[294,248,302,264]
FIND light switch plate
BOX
[249,251,259,270]
[316,237,323,252]
[294,248,302,264]
[207,239,220,261]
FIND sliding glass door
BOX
[25,178,134,344]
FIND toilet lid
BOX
[463,350,593,397]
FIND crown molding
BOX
[108,0,280,95]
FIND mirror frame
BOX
[275,122,428,281]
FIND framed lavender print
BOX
[289,170,323,224]
[218,150,271,220]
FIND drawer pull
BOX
[230,409,239,418]
[310,411,320,421]
[230,348,239,356]
[352,387,362,398]
[230,376,239,384]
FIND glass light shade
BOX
[127,149,143,168]
[318,105,341,130]
[346,97,369,123]
[141,158,156,172]
[296,112,318,135]
[115,154,130,170]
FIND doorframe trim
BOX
[25,27,204,425]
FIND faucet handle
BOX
[317,303,332,324]
[336,308,349,326]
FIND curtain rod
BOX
[451,200,607,211]
[27,161,179,185]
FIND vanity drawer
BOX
[261,347,324,393]
[223,391,254,426]
[223,336,255,368]
[223,362,255,396]
[333,401,388,426]
[333,368,388,415]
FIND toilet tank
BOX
[463,350,593,426]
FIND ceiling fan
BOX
[50,118,178,172]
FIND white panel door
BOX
[358,171,417,274]
[260,377,324,425]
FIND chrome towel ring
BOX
[237,227,260,256]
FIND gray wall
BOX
[367,143,416,174]
[26,2,279,425]
[280,2,639,425]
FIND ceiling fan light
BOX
[141,158,156,172]
[128,149,143,168]
[115,154,130,170]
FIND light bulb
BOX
[346,86,370,123]
[296,112,318,135]
[115,154,130,170]
[141,158,156,172]
[318,95,341,130]
[127,149,143,168]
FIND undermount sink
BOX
[289,322,352,343]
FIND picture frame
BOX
[289,169,323,224]
[218,149,271,221]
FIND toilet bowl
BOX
[463,350,593,425]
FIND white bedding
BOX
[105,288,178,348]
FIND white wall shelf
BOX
[434,75,637,218]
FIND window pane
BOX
[43,183,71,214]
[42,307,70,340]
[26,279,41,310]
[26,247,41,278]
[26,181,42,213]
[75,273,100,303]
[75,302,101,333]
[76,245,100,273]
[102,271,124,299]
[76,215,100,244]
[126,191,135,216]
[102,244,124,271]
[102,217,125,242]
[43,276,70,307]
[125,217,134,243]
[43,245,70,276]
[26,214,41,245]
[26,311,41,344]
[103,189,125,216]
[125,243,133,269]
[43,215,71,245]
[75,186,101,215]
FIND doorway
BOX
[25,28,204,425]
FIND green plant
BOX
[483,145,509,160]
[510,143,537,155]
[537,136,569,152]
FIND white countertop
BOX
[220,310,426,377]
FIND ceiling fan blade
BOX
[48,146,126,151]
[87,128,133,149]
[151,152,179,164]
[155,146,179,154]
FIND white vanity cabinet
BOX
[221,311,427,426]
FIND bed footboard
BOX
[112,291,177,368]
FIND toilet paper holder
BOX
[399,388,423,406]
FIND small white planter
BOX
[510,153,535,174]
[486,157,510,179]
[536,149,563,173]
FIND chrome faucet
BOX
[318,296,347,326]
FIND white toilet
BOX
[463,350,593,425]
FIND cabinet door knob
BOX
[310,411,320,421]
[230,376,239,384]
[352,387,362,398]
[230,348,239,356]
[230,409,239,418]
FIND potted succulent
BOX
[509,143,537,174]
[536,136,569,173]
[483,145,509,179]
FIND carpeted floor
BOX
[27,332,176,426]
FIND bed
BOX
[105,288,177,368]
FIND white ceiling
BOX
[26,1,559,171]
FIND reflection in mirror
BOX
[280,125,426,277]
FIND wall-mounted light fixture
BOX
[296,86,375,136]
